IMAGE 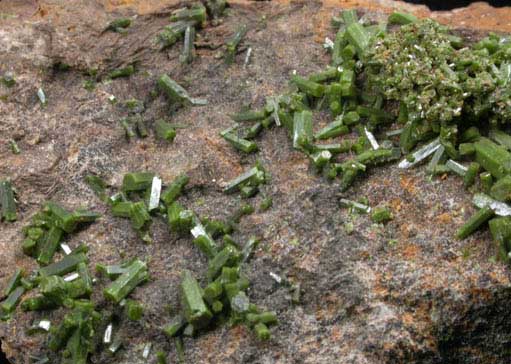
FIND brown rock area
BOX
[1,1,511,363]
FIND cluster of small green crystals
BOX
[49,301,101,364]
[2,167,273,361]
[157,1,241,65]
[164,240,277,341]
[157,3,206,54]
[119,1,223,142]
[223,10,402,195]
[0,2,280,361]
[367,19,511,146]
[92,169,276,343]
[106,18,131,33]
[157,167,277,341]
[366,20,465,125]
[221,9,511,261]
[21,202,99,265]
[0,201,105,362]
[337,14,511,259]
[9,5,511,363]
[364,18,511,257]
[157,1,230,65]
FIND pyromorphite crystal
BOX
[163,315,186,337]
[122,172,154,192]
[489,217,511,262]
[223,165,265,194]
[0,181,17,222]
[180,270,212,329]
[39,253,88,277]
[158,75,191,104]
[207,245,240,281]
[39,276,69,304]
[170,4,207,23]
[490,175,511,202]
[104,259,149,303]
[290,74,324,98]
[3,268,23,297]
[388,12,417,25]
[456,207,495,240]
[125,299,143,320]
[293,110,313,151]
[129,201,151,230]
[161,174,189,206]
[254,322,270,340]
[37,226,64,266]
[225,24,248,64]
[371,207,393,223]
[1,286,25,312]
[345,22,369,56]
[314,119,349,140]
[155,120,177,142]
[191,219,218,258]
[107,18,131,31]
[474,138,511,179]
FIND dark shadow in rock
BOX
[402,0,508,10]
[437,287,511,364]
[0,341,9,364]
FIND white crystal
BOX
[189,97,208,106]
[446,159,467,176]
[473,193,511,216]
[427,145,445,171]
[38,320,51,331]
[104,323,113,344]
[60,243,72,255]
[37,88,46,105]
[386,128,403,137]
[269,272,282,284]
[142,343,152,359]
[148,176,162,211]
[323,37,334,49]
[398,138,441,169]
[244,47,252,68]
[64,272,79,282]
[364,127,379,150]
[191,224,206,238]
[340,198,371,214]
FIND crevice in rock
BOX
[401,0,508,11]
[0,341,9,364]
[437,288,511,364]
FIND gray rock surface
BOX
[1,1,511,363]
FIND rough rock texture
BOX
[1,1,511,363]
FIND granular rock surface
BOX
[1,1,511,363]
